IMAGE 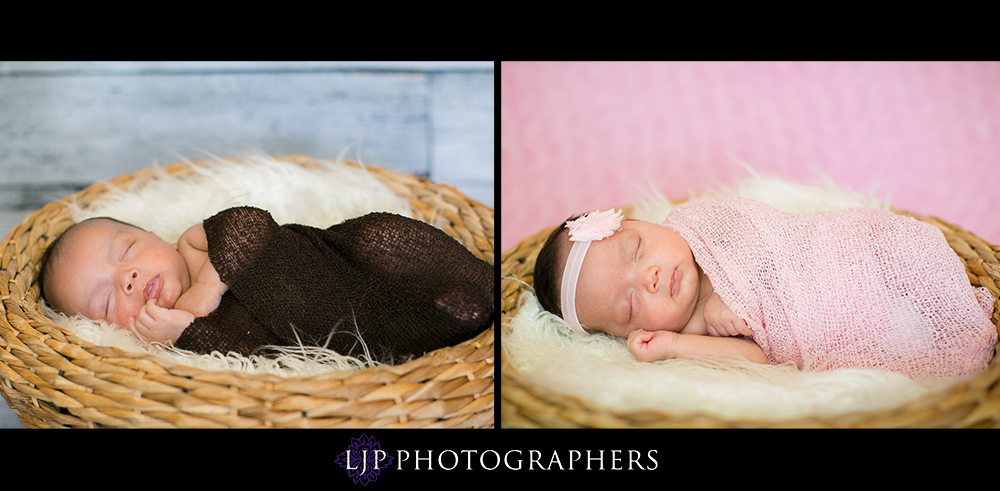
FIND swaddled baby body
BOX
[533,198,996,380]
[40,207,495,363]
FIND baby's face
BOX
[45,219,192,328]
[572,219,701,338]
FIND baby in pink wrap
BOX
[533,198,997,380]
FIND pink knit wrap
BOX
[663,197,997,380]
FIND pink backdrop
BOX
[501,62,1000,254]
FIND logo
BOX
[335,433,394,485]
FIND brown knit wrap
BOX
[174,207,495,363]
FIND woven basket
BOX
[501,204,1000,428]
[0,155,493,428]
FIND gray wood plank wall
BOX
[0,61,494,428]
[0,61,494,236]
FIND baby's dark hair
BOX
[533,214,583,318]
[37,217,144,312]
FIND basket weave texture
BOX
[501,204,1000,428]
[0,155,494,428]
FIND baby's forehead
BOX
[61,218,138,251]
[77,217,141,234]
[558,217,639,257]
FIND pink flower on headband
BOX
[566,209,623,242]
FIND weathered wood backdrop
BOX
[0,61,494,428]
[0,61,494,234]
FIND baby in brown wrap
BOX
[39,207,495,363]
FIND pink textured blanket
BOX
[663,197,997,380]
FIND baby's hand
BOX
[128,299,195,345]
[703,293,753,337]
[627,329,676,362]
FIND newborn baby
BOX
[534,199,996,380]
[40,207,495,363]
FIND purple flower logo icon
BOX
[335,433,394,485]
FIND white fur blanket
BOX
[44,154,415,376]
[503,172,975,421]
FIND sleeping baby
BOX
[533,198,997,380]
[39,206,494,363]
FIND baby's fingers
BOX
[627,330,651,350]
[725,320,742,336]
[736,319,754,336]
[142,299,165,316]
[133,300,166,340]
[136,300,159,324]
[708,322,741,337]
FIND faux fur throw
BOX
[664,197,997,380]
[174,206,494,363]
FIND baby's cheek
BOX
[112,303,137,328]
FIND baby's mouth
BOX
[670,268,680,297]
[143,275,161,303]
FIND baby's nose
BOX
[123,270,139,294]
[645,266,660,293]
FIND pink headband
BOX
[560,209,623,333]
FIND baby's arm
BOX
[627,329,766,364]
[173,223,229,318]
